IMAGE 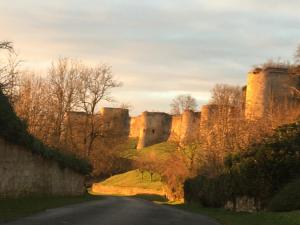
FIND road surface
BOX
[2,196,220,225]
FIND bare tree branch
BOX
[0,41,13,52]
[170,94,197,115]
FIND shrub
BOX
[268,178,300,212]
[184,121,300,209]
[185,174,232,207]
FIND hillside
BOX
[91,170,165,196]
[121,139,177,160]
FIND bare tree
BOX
[170,94,197,115]
[14,73,56,144]
[48,58,80,145]
[209,84,242,107]
[119,102,133,111]
[153,151,190,200]
[0,42,20,101]
[10,54,125,176]
[76,64,121,156]
[197,84,272,176]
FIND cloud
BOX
[0,0,299,115]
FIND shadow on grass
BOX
[169,203,300,225]
[0,193,103,223]
[132,194,168,203]
[129,195,300,225]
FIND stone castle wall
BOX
[245,67,299,120]
[200,104,220,130]
[168,115,182,141]
[99,107,130,136]
[2,66,298,199]
[62,66,300,150]
[62,111,88,155]
[136,112,172,149]
[0,138,85,198]
[180,111,200,144]
[129,116,142,138]
[129,110,202,149]
[62,108,130,156]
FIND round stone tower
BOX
[180,110,200,144]
[200,104,220,129]
[245,67,291,120]
[136,112,172,149]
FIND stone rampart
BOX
[0,138,85,198]
[245,67,297,120]
[136,112,172,149]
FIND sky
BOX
[0,0,299,116]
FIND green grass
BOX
[173,203,300,225]
[269,178,300,212]
[0,194,103,222]
[129,194,300,225]
[122,140,177,160]
[119,138,139,159]
[95,141,175,196]
[133,194,168,203]
[140,141,177,158]
[100,169,164,191]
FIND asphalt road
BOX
[2,196,220,225]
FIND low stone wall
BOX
[0,138,85,198]
[91,183,165,196]
[225,196,261,212]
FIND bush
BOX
[268,178,300,212]
[184,121,300,209]
[185,174,232,207]
[0,89,92,175]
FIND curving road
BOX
[2,196,220,225]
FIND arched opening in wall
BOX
[152,129,155,134]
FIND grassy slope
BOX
[122,139,177,160]
[100,169,163,191]
[139,141,177,158]
[100,141,177,192]
[0,194,103,222]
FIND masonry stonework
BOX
[0,138,85,198]
[245,67,299,120]
[200,104,220,130]
[177,110,200,144]
[64,66,300,151]
[129,116,142,138]
[99,107,130,137]
[136,112,172,149]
